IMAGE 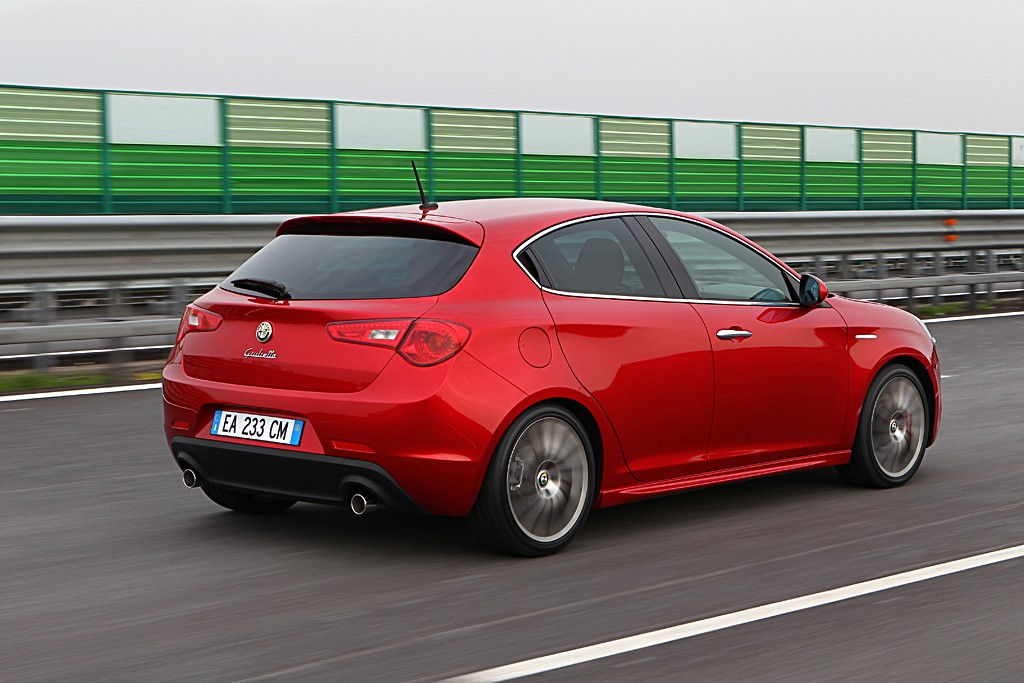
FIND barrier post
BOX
[668,120,677,210]
[328,103,339,212]
[31,286,55,374]
[961,134,968,210]
[100,92,112,214]
[425,108,435,202]
[857,129,865,210]
[515,112,523,198]
[219,97,232,213]
[799,125,807,210]
[911,131,919,210]
[737,123,745,211]
[108,281,128,382]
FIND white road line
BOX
[448,543,1024,683]
[923,310,1024,324]
[0,344,171,361]
[0,383,161,403]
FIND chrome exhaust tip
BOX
[350,492,378,516]
[182,469,198,489]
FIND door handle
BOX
[717,329,752,340]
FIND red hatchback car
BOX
[163,198,941,555]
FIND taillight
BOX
[326,319,414,349]
[326,319,471,366]
[398,320,471,366]
[175,304,222,345]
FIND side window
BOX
[528,218,665,297]
[648,216,795,303]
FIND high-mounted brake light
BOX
[326,319,471,366]
[175,304,222,345]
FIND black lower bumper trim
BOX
[171,437,424,514]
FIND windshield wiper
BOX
[230,278,292,300]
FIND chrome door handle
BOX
[717,329,752,340]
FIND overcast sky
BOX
[1,0,1022,135]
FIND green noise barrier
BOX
[1,85,1023,214]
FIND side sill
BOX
[597,451,851,508]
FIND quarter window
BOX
[528,218,665,297]
[648,216,795,302]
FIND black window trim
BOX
[634,214,806,307]
[512,214,685,302]
[512,212,808,307]
[622,216,684,299]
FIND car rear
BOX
[162,214,525,516]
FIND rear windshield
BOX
[222,233,478,300]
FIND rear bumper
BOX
[172,437,424,513]
[163,350,528,516]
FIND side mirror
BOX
[798,274,828,307]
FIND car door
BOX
[641,215,850,471]
[521,216,715,482]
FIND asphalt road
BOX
[1,315,1022,682]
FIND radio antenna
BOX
[411,161,438,211]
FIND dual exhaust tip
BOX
[182,468,379,516]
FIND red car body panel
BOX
[163,198,941,518]
[692,302,850,470]
[827,296,942,448]
[541,293,715,482]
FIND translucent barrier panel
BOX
[227,99,330,148]
[335,104,425,151]
[600,118,669,157]
[521,114,593,156]
[917,132,962,165]
[431,110,515,153]
[0,87,101,141]
[673,122,736,160]
[862,130,913,163]
[741,125,800,160]
[965,136,1009,166]
[109,94,219,145]
[1013,138,1024,167]
[805,127,856,162]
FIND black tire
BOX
[201,483,297,514]
[469,404,596,557]
[838,364,929,488]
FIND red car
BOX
[163,198,941,556]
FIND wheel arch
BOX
[543,397,605,499]
[472,395,609,511]
[843,348,939,452]
[874,355,937,447]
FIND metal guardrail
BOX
[1,272,1020,348]
[0,319,178,345]
[1,210,1022,377]
[3,209,1024,285]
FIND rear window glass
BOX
[222,233,478,300]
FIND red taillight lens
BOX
[326,318,470,365]
[326,319,414,349]
[175,304,222,345]
[398,320,471,366]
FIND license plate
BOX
[211,410,304,446]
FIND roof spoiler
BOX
[276,213,483,246]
